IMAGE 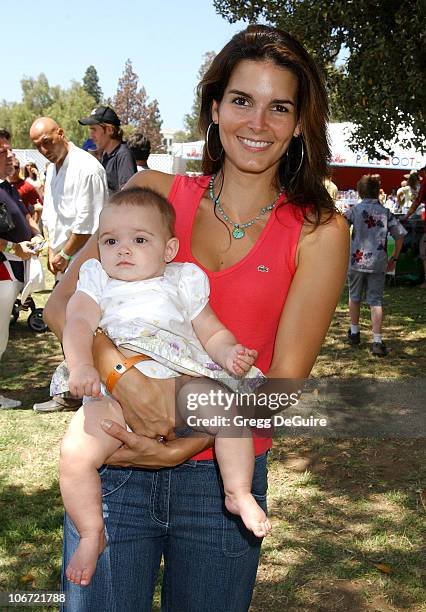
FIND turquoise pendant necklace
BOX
[208,174,282,239]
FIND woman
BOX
[24,162,44,198]
[45,25,348,611]
[0,131,40,408]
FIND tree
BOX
[213,0,425,156]
[113,59,165,152]
[172,130,189,143]
[113,59,147,127]
[0,78,97,148]
[183,51,216,141]
[0,102,35,148]
[144,99,164,152]
[46,83,97,145]
[21,73,56,115]
[82,66,103,104]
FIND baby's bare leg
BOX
[59,397,125,586]
[177,378,271,537]
[215,436,271,537]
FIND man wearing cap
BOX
[404,166,426,288]
[79,106,137,194]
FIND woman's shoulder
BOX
[125,170,176,198]
[127,171,211,200]
[297,211,349,261]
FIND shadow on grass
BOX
[0,473,164,612]
[315,285,426,379]
[1,322,61,406]
[251,438,425,611]
[0,478,63,592]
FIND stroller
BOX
[10,295,47,332]
[9,253,48,333]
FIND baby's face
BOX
[98,204,177,282]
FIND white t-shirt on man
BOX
[42,143,108,253]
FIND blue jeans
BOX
[61,453,268,612]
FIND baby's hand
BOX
[225,345,258,377]
[68,364,102,398]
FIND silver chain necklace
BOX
[208,174,282,239]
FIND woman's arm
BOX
[93,333,214,461]
[124,169,176,194]
[92,331,176,438]
[268,213,349,379]
[43,233,100,339]
[102,422,212,469]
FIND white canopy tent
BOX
[329,123,425,170]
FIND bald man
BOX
[30,118,108,413]
[30,118,108,277]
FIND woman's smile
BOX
[237,136,274,151]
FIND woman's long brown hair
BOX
[198,25,335,225]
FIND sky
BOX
[2,0,248,131]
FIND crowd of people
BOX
[0,22,425,611]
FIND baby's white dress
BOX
[51,259,264,396]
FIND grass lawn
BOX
[0,261,425,611]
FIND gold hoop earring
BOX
[206,122,223,162]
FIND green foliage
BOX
[144,99,165,153]
[21,73,56,115]
[185,160,203,173]
[82,65,103,104]
[121,124,136,140]
[213,0,425,156]
[173,130,189,143]
[183,51,216,141]
[45,83,97,147]
[0,74,97,148]
[0,102,35,148]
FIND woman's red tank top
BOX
[168,175,304,460]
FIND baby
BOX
[58,187,271,587]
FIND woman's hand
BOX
[112,368,177,439]
[102,419,213,469]
[92,331,178,438]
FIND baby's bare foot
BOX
[65,531,106,586]
[225,493,271,538]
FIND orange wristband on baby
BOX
[106,354,150,394]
